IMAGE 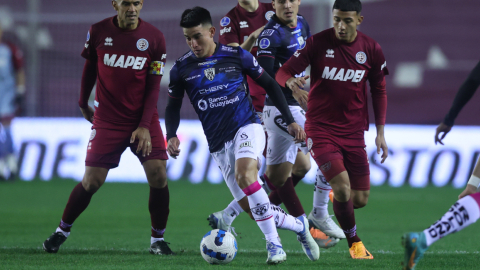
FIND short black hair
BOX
[180,7,213,28]
[333,0,362,14]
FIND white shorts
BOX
[211,123,266,201]
[263,105,308,165]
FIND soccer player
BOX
[275,0,389,259]
[166,7,319,264]
[0,23,26,181]
[402,61,480,270]
[42,0,173,255]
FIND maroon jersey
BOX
[277,28,388,138]
[81,16,166,129]
[219,2,275,112]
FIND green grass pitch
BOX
[1,179,479,269]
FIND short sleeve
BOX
[240,48,264,80]
[149,31,167,76]
[7,43,24,70]
[168,62,185,99]
[256,29,281,58]
[219,16,239,45]
[81,26,97,61]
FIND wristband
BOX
[467,174,480,188]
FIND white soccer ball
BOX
[200,229,237,264]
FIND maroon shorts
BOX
[308,133,370,191]
[86,121,168,169]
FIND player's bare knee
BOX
[146,166,167,188]
[235,171,255,189]
[291,165,310,178]
[352,191,369,208]
[82,176,103,193]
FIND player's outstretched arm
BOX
[78,59,97,123]
[240,26,265,52]
[165,96,183,159]
[375,125,388,163]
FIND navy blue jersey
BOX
[257,14,311,106]
[169,43,262,152]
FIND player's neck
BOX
[344,31,358,43]
[239,0,259,13]
[277,16,297,28]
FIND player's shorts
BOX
[0,87,15,120]
[308,133,370,191]
[85,120,168,169]
[211,123,265,201]
[263,105,308,165]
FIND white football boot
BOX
[207,211,231,232]
[296,215,320,261]
[308,211,346,239]
[266,239,286,264]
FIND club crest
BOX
[356,51,367,64]
[204,68,216,81]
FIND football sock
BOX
[60,183,94,232]
[275,177,305,217]
[223,199,244,226]
[56,226,70,237]
[423,192,480,247]
[333,198,361,247]
[149,185,170,238]
[271,205,303,233]
[269,173,303,205]
[312,173,332,219]
[243,181,280,246]
[151,237,164,245]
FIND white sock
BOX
[223,199,244,226]
[271,205,303,233]
[55,227,70,238]
[423,195,480,246]
[312,170,331,219]
[245,183,280,246]
[151,237,164,245]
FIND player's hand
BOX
[375,133,388,163]
[287,76,310,110]
[131,127,152,157]
[287,122,306,143]
[292,89,309,111]
[80,106,95,123]
[458,184,478,199]
[435,122,452,145]
[250,26,265,40]
[167,137,181,159]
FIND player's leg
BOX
[402,192,480,270]
[459,156,480,199]
[134,120,173,255]
[0,118,17,179]
[0,123,6,180]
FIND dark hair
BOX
[180,7,213,28]
[333,0,362,14]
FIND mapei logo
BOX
[326,49,334,58]
[321,66,366,82]
[103,54,147,70]
[104,37,113,46]
[239,21,249,28]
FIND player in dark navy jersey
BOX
[165,7,319,264]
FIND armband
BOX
[149,61,165,75]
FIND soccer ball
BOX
[200,229,237,264]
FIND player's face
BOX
[112,0,144,29]
[333,9,363,43]
[183,24,216,58]
[273,0,301,26]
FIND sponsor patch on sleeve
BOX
[149,61,165,75]
[261,29,275,37]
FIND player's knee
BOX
[235,171,255,188]
[146,166,167,188]
[292,165,310,179]
[82,176,104,193]
[330,182,350,202]
[352,192,369,208]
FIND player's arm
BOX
[239,26,265,52]
[435,61,480,145]
[8,43,26,111]
[368,43,389,163]
[79,27,98,123]
[164,63,185,159]
[275,37,313,111]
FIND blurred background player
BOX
[0,22,26,181]
[276,0,389,259]
[403,61,480,270]
[42,0,173,255]
[165,6,318,264]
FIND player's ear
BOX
[357,14,364,26]
[112,0,119,11]
[209,26,216,38]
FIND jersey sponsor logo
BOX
[297,36,306,50]
[104,37,113,46]
[265,11,275,21]
[221,46,238,53]
[185,74,201,81]
[220,17,231,27]
[239,141,252,149]
[220,27,231,35]
[326,49,334,58]
[204,68,216,81]
[86,31,90,41]
[292,29,301,34]
[287,43,298,49]
[239,21,249,28]
[179,51,193,62]
[149,61,164,75]
[261,29,275,37]
[321,66,366,83]
[356,51,367,64]
[257,50,272,55]
[199,84,229,94]
[136,38,149,51]
[198,99,208,111]
[204,96,240,110]
[274,115,288,134]
[198,59,217,66]
[259,38,270,49]
[103,54,147,70]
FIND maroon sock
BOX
[291,173,303,186]
[149,185,170,238]
[275,177,305,217]
[263,174,277,191]
[333,198,361,247]
[59,183,94,232]
[269,173,303,205]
